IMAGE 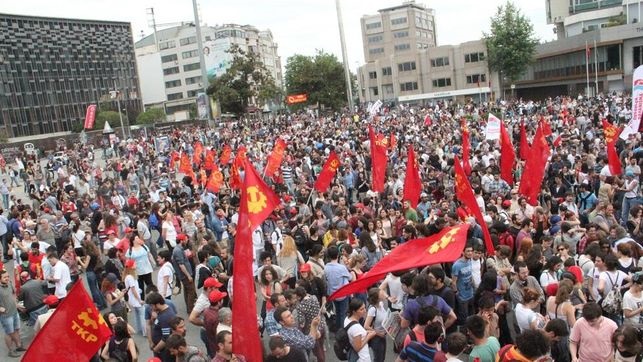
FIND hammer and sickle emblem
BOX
[428,227,459,254]
[330,159,339,170]
[247,186,268,214]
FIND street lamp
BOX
[109,83,126,140]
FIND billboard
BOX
[286,94,308,105]
[203,38,233,80]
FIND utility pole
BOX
[146,8,160,52]
[191,0,212,121]
[335,0,354,111]
[112,81,126,139]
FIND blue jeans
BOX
[86,271,106,309]
[1,194,8,210]
[131,305,146,336]
[333,298,349,332]
[28,305,49,326]
[622,197,642,225]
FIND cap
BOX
[299,263,312,273]
[203,277,223,289]
[550,215,562,225]
[43,295,59,306]
[626,170,635,177]
[125,227,134,233]
[567,266,583,284]
[177,234,188,241]
[208,256,221,269]
[105,273,119,283]
[147,358,162,362]
[549,225,561,235]
[43,207,51,213]
[208,290,228,303]
[125,259,136,269]
[501,200,512,209]
[546,283,559,297]
[106,230,116,236]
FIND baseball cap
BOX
[43,295,59,306]
[299,263,312,273]
[124,259,136,269]
[203,277,223,289]
[177,234,188,241]
[208,290,227,303]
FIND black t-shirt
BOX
[265,347,307,362]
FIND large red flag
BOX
[368,126,388,192]
[233,159,280,362]
[461,120,472,175]
[193,141,204,166]
[519,121,529,161]
[403,145,422,208]
[314,151,341,193]
[264,138,287,177]
[169,150,180,169]
[179,152,192,174]
[328,224,470,301]
[518,124,551,206]
[230,146,247,189]
[220,144,232,165]
[453,156,495,255]
[23,282,112,361]
[499,122,516,186]
[541,117,553,137]
[204,149,216,171]
[206,164,224,193]
[602,119,623,175]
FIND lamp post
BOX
[110,81,126,140]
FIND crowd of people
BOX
[0,92,641,362]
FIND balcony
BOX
[569,0,623,14]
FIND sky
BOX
[2,0,556,71]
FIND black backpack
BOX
[109,337,131,362]
[333,320,359,361]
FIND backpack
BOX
[600,272,622,315]
[108,337,131,362]
[293,225,307,246]
[393,295,439,353]
[333,320,359,361]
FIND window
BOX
[383,84,394,94]
[393,31,409,38]
[382,67,392,76]
[159,40,176,50]
[397,62,416,71]
[165,80,181,88]
[430,57,449,67]
[163,67,180,75]
[395,44,410,51]
[466,74,487,84]
[432,78,452,87]
[182,50,199,59]
[370,87,379,96]
[416,43,429,50]
[368,35,383,43]
[368,71,377,79]
[391,17,408,25]
[400,82,418,92]
[366,22,382,30]
[183,63,201,72]
[161,54,178,63]
[369,48,384,55]
[179,36,197,46]
[465,52,485,63]
[187,90,200,97]
[185,76,201,85]
[167,92,183,100]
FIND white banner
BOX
[485,114,501,140]
[622,65,643,139]
[369,99,383,115]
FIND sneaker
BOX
[15,346,26,352]
[8,350,22,358]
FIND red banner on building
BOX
[83,104,97,129]
[286,93,308,105]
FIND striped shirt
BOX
[399,342,446,362]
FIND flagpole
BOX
[585,40,590,97]
[594,39,599,96]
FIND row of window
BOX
[398,61,416,71]
[369,48,384,55]
[165,76,204,88]
[182,50,199,59]
[391,17,407,25]
[368,34,383,43]
[366,21,382,30]
[466,74,486,84]
[168,90,201,99]
[395,44,410,51]
[393,31,409,38]
[432,78,451,87]
[162,63,201,75]
[400,81,418,91]
[179,36,196,46]
[431,57,449,67]
[159,40,176,50]
[465,52,485,63]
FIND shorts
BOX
[0,312,20,334]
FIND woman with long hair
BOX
[100,320,137,362]
[277,235,305,289]
[359,232,382,272]
[346,298,377,362]
[161,210,177,250]
[613,325,642,362]
[102,273,128,321]
[364,288,389,362]
[60,242,84,283]
[540,255,563,290]
[546,279,577,329]
[259,266,282,325]
[125,234,155,295]
[123,260,145,336]
[83,233,106,309]
[516,237,533,262]
[515,287,547,332]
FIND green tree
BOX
[136,108,166,124]
[285,50,352,110]
[94,111,121,131]
[207,44,278,116]
[484,1,538,87]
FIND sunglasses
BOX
[558,248,565,251]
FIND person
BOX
[612,325,642,362]
[544,318,571,362]
[496,329,551,362]
[274,305,320,354]
[125,234,155,296]
[102,272,128,321]
[202,289,226,358]
[364,287,389,362]
[345,298,377,362]
[172,233,197,313]
[623,271,643,326]
[46,251,71,299]
[100,320,138,362]
[146,291,177,361]
[465,314,500,362]
[509,261,545,309]
[123,259,145,335]
[395,321,447,362]
[545,279,577,329]
[212,330,246,362]
[265,293,287,337]
[444,332,467,362]
[451,244,475,325]
[400,273,457,329]
[157,249,175,300]
[265,335,308,362]
[34,295,58,332]
[569,302,618,362]
[0,269,26,357]
[165,334,208,362]
[293,286,325,362]
[324,245,352,331]
[16,271,47,326]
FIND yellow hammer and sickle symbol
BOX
[213,171,222,182]
[428,228,459,254]
[247,186,268,214]
[330,159,339,170]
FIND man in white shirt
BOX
[271,219,285,256]
[46,253,71,299]
[156,250,175,299]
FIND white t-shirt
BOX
[162,221,177,248]
[623,290,643,326]
[52,261,71,298]
[471,259,482,288]
[125,274,142,308]
[367,302,388,331]
[383,274,405,310]
[515,303,544,332]
[344,317,370,362]
[157,262,174,298]
[599,270,628,298]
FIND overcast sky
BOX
[3,0,555,70]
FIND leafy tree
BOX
[484,1,538,86]
[136,108,166,124]
[94,111,121,131]
[207,44,278,116]
[285,50,353,110]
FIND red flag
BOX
[206,164,224,193]
[220,145,232,165]
[314,151,341,193]
[329,224,470,301]
[519,121,529,161]
[518,124,551,206]
[264,138,287,177]
[499,122,516,186]
[424,114,432,126]
[233,159,279,362]
[602,119,623,175]
[23,282,112,361]
[403,145,422,208]
[461,120,472,175]
[553,135,562,148]
[541,117,553,137]
[230,146,247,189]
[389,133,397,151]
[169,150,180,169]
[204,149,216,171]
[193,141,204,166]
[453,156,495,254]
[83,104,97,129]
[179,152,192,174]
[368,126,388,192]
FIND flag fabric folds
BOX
[206,163,224,193]
[453,156,495,255]
[314,151,341,193]
[264,138,286,178]
[602,119,623,175]
[518,124,551,206]
[233,159,280,362]
[22,282,112,361]
[328,224,470,301]
[230,146,247,189]
[461,120,472,175]
[499,122,516,186]
[204,149,216,171]
[179,152,192,174]
[220,144,232,165]
[403,145,422,208]
[368,126,388,192]
[193,141,204,166]
[519,121,529,161]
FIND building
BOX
[135,23,283,119]
[0,13,141,138]
[357,1,497,104]
[547,0,643,39]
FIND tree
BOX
[94,111,121,131]
[136,108,166,124]
[484,1,538,87]
[285,50,353,111]
[207,44,278,116]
